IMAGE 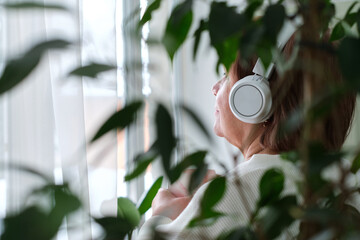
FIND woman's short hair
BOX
[229,33,356,152]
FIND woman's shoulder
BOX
[227,154,301,199]
[138,154,301,240]
[231,154,301,181]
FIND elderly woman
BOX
[137,31,356,239]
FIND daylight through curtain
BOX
[0,0,119,238]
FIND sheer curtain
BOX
[0,0,121,238]
[1,0,359,238]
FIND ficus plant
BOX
[0,0,360,240]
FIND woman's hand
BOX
[151,188,191,220]
[169,169,218,197]
[151,169,217,220]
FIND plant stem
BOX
[298,0,327,237]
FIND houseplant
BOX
[0,0,360,239]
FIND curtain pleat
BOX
[1,0,119,238]
[5,0,56,214]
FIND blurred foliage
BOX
[0,39,70,95]
[217,226,257,240]
[1,0,360,239]
[162,0,193,61]
[188,176,226,228]
[91,101,143,142]
[69,63,116,78]
[179,104,213,142]
[258,195,298,239]
[2,2,68,11]
[137,177,163,215]
[138,0,162,29]
[1,183,81,240]
[257,168,284,208]
[94,217,135,240]
[351,152,360,174]
[117,198,141,228]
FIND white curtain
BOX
[0,0,119,238]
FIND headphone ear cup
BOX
[229,75,272,124]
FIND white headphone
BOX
[229,21,297,124]
[229,70,273,124]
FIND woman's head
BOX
[213,33,356,153]
[212,56,265,152]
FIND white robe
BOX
[137,154,303,239]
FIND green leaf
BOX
[91,101,143,142]
[345,2,358,16]
[344,12,358,26]
[208,1,246,71]
[208,2,246,71]
[216,227,257,240]
[259,195,297,239]
[338,37,360,88]
[357,9,360,34]
[3,2,68,11]
[278,108,304,137]
[308,175,330,193]
[180,104,212,142]
[188,210,223,228]
[32,184,81,215]
[137,176,163,215]
[208,2,245,45]
[302,207,339,224]
[201,176,226,211]
[2,206,53,240]
[124,158,153,181]
[117,197,141,228]
[162,0,193,61]
[244,0,263,19]
[258,168,284,207]
[31,39,70,53]
[188,163,208,194]
[138,0,162,28]
[240,25,264,61]
[309,87,345,121]
[303,205,360,230]
[263,4,285,43]
[193,19,208,61]
[350,152,360,174]
[280,151,300,164]
[52,185,81,215]
[256,42,273,70]
[187,177,226,228]
[0,39,70,95]
[305,142,342,192]
[215,36,240,72]
[307,142,343,175]
[155,104,176,181]
[343,203,360,223]
[124,149,158,182]
[171,151,207,183]
[344,1,359,25]
[95,217,134,240]
[69,63,116,78]
[330,21,345,41]
[46,185,82,233]
[319,2,336,33]
[2,184,81,240]
[7,162,52,182]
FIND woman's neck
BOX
[243,145,277,160]
[240,131,277,160]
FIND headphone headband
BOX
[252,20,298,79]
[229,19,300,124]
